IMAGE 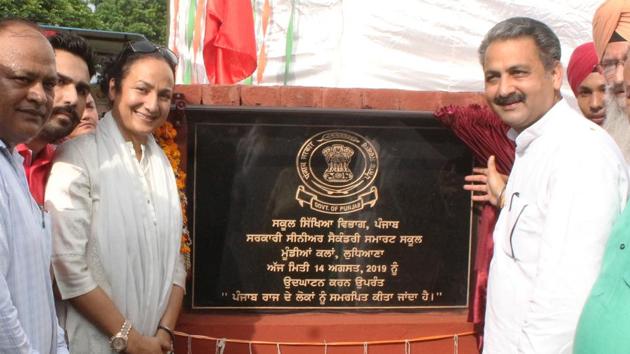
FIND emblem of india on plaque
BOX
[295,130,379,214]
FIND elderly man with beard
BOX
[573,2,630,352]
[591,0,630,162]
[16,31,95,206]
[478,17,628,354]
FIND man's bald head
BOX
[0,18,54,67]
[0,18,39,35]
[0,18,57,148]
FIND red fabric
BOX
[16,143,56,206]
[467,204,497,349]
[567,42,598,96]
[469,205,497,343]
[434,104,515,175]
[434,104,516,350]
[204,0,257,84]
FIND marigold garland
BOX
[155,121,192,271]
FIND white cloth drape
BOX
[94,112,182,333]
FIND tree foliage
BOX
[0,0,167,44]
[93,0,167,44]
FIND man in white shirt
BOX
[0,18,69,353]
[479,17,629,353]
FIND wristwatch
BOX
[110,320,132,352]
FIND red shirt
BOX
[16,143,56,206]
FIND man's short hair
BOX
[48,32,96,77]
[478,17,561,71]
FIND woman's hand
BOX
[125,329,164,354]
[155,328,173,354]
[463,155,508,207]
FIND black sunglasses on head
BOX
[120,40,178,67]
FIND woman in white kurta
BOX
[46,41,186,354]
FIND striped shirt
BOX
[0,140,68,354]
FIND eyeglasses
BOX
[598,59,626,79]
[120,40,178,67]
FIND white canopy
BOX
[170,0,599,104]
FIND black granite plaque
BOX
[187,106,472,309]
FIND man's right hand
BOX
[463,155,508,207]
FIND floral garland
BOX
[155,121,192,271]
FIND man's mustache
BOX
[51,105,79,124]
[494,92,526,106]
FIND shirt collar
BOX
[125,141,147,164]
[0,139,24,166]
[16,143,57,166]
[0,139,10,159]
[509,98,565,154]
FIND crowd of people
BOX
[463,1,630,353]
[0,18,184,354]
[3,0,630,353]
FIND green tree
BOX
[0,0,168,45]
[93,0,167,44]
[0,0,101,29]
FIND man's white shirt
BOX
[484,99,629,354]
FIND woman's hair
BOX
[99,40,177,101]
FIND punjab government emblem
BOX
[295,130,379,214]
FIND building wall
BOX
[173,85,484,110]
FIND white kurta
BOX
[483,100,629,354]
[46,113,186,354]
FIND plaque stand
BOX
[175,311,476,353]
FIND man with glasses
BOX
[592,0,630,162]
[479,17,628,353]
[573,3,630,351]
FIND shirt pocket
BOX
[503,193,542,263]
